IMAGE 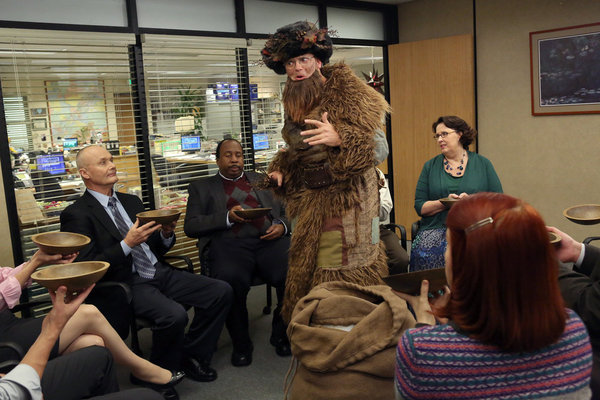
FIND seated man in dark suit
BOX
[549,226,600,398]
[60,145,233,382]
[184,138,290,367]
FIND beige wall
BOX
[397,0,600,241]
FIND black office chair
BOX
[0,341,24,374]
[198,241,272,315]
[584,236,600,245]
[411,219,422,243]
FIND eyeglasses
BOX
[285,56,315,69]
[433,130,456,140]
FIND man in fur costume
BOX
[261,21,391,322]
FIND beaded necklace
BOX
[443,151,466,176]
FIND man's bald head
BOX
[76,145,118,194]
[75,145,105,170]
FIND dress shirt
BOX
[87,189,173,272]
[0,263,29,311]
[0,364,41,400]
[376,168,392,225]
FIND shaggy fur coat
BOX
[268,63,392,322]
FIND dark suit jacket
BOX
[559,244,600,346]
[558,244,600,395]
[60,190,174,284]
[184,171,288,254]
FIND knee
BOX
[76,304,103,321]
[163,306,189,330]
[215,280,234,306]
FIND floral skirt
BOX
[409,228,446,272]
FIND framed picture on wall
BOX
[530,22,600,115]
[31,118,47,130]
[30,107,47,117]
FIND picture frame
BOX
[30,107,47,117]
[31,118,47,130]
[530,22,600,116]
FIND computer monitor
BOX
[252,133,269,150]
[36,153,66,175]
[63,138,78,149]
[181,135,201,152]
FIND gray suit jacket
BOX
[183,171,288,254]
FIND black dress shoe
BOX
[182,357,217,382]
[130,370,185,388]
[130,371,184,400]
[231,351,253,367]
[270,336,292,357]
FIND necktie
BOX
[107,197,156,279]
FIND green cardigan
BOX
[414,151,503,231]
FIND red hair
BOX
[441,192,566,352]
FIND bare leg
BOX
[58,304,172,384]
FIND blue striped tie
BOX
[107,197,156,279]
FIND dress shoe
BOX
[182,357,217,382]
[270,336,292,357]
[130,371,184,400]
[129,370,185,388]
[231,351,253,367]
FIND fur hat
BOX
[261,21,333,75]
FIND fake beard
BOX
[282,72,324,124]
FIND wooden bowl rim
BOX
[563,204,600,221]
[31,261,110,281]
[136,209,182,218]
[31,232,91,247]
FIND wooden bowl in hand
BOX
[31,232,91,255]
[31,261,109,292]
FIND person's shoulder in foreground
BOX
[395,309,591,399]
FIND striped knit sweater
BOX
[395,309,592,399]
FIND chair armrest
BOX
[0,341,25,374]
[162,254,194,273]
[95,281,133,304]
[583,236,600,245]
[382,223,408,251]
[411,220,421,242]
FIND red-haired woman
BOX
[394,192,592,399]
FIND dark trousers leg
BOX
[210,236,290,351]
[131,264,232,368]
[255,236,290,340]
[380,227,409,274]
[41,346,119,400]
[209,239,256,353]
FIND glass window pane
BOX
[327,7,385,41]
[136,0,236,32]
[245,0,319,34]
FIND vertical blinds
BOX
[0,28,137,262]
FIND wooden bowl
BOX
[439,197,459,208]
[563,204,600,225]
[233,207,272,219]
[382,268,447,295]
[549,231,561,245]
[31,261,109,292]
[136,209,181,225]
[31,232,91,255]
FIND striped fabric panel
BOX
[395,310,592,399]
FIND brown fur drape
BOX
[269,63,392,322]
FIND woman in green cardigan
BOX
[410,116,502,271]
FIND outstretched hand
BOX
[394,280,450,326]
[301,112,342,147]
[124,219,161,248]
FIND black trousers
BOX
[0,310,59,360]
[42,346,162,400]
[209,236,290,353]
[130,263,233,369]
